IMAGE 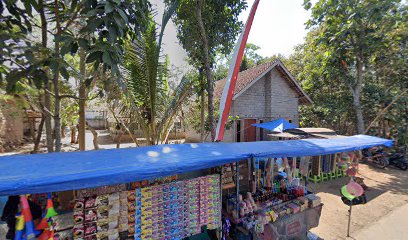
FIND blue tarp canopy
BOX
[0,135,392,196]
[252,118,296,132]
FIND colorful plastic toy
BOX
[20,195,39,239]
[14,213,25,240]
[44,193,58,218]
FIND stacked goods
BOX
[95,193,119,239]
[118,191,128,238]
[73,175,222,240]
[163,181,185,239]
[127,190,136,238]
[151,185,164,239]
[199,176,209,227]
[74,196,97,239]
[206,175,221,230]
[140,187,153,239]
[184,178,201,235]
[305,194,321,208]
[73,198,85,239]
[73,192,122,240]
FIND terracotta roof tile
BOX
[214,59,312,105]
[214,60,276,99]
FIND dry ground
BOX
[310,163,408,240]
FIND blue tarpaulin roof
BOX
[252,118,296,132]
[0,135,392,196]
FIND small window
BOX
[288,119,292,123]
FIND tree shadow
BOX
[308,162,408,203]
[358,162,408,195]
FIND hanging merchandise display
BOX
[299,156,310,177]
[221,164,236,189]
[311,156,321,176]
[72,174,221,240]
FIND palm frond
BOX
[158,0,180,49]
[157,75,194,142]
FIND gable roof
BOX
[214,59,312,104]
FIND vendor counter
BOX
[261,204,323,240]
[234,204,322,240]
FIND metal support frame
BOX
[347,203,353,237]
[235,161,240,217]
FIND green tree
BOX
[240,43,263,71]
[119,4,194,145]
[168,0,247,141]
[1,0,149,152]
[285,1,407,148]
[304,0,402,133]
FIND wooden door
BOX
[244,119,257,142]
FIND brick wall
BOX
[186,67,302,143]
[230,68,300,141]
[232,75,266,118]
[232,68,299,124]
[269,68,299,126]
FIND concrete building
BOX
[213,59,312,142]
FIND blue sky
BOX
[240,0,312,57]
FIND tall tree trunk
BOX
[39,0,54,152]
[352,55,365,134]
[196,0,215,141]
[33,115,45,152]
[71,126,77,143]
[200,91,205,141]
[78,48,87,150]
[116,130,123,148]
[61,124,66,138]
[53,0,62,152]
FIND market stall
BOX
[0,135,393,240]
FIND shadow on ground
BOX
[309,162,408,203]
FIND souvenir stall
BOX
[222,156,323,240]
[220,141,384,240]
[0,135,392,240]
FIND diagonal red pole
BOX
[215,0,261,142]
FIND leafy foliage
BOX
[303,0,404,133]
[240,43,263,71]
[283,0,407,146]
[1,0,150,91]
[169,0,246,69]
[118,5,194,145]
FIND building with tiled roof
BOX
[211,59,312,142]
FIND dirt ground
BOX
[310,163,408,240]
